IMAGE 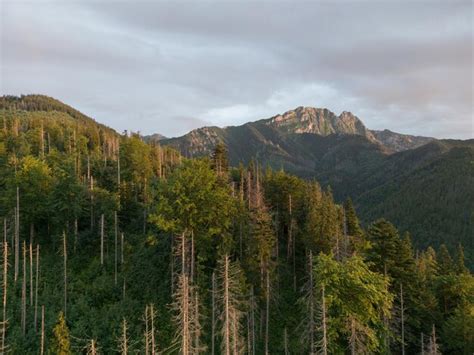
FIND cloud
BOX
[0,0,472,139]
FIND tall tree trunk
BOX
[29,243,33,306]
[190,230,195,283]
[144,305,149,355]
[40,305,45,355]
[73,219,78,254]
[150,304,156,355]
[224,256,230,355]
[308,251,314,355]
[400,283,405,355]
[121,233,124,264]
[265,271,270,355]
[1,240,8,352]
[321,285,328,355]
[250,286,255,355]
[115,211,118,285]
[34,245,40,332]
[100,214,104,266]
[90,176,94,230]
[63,232,67,318]
[120,318,128,355]
[15,187,20,283]
[211,271,216,355]
[117,144,121,187]
[21,241,26,335]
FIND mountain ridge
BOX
[158,106,434,157]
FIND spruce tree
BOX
[49,311,71,355]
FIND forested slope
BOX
[0,95,472,354]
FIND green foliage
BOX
[313,253,392,353]
[0,95,471,354]
[49,312,71,355]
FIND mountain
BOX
[143,133,167,143]
[160,106,427,172]
[160,107,473,266]
[371,129,434,152]
[316,139,474,265]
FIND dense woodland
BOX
[0,95,472,354]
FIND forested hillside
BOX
[0,95,472,354]
[160,108,473,268]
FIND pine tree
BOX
[50,311,72,355]
[454,244,468,274]
[211,142,229,178]
[438,244,453,274]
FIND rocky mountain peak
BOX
[265,106,376,141]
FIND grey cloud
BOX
[1,0,472,139]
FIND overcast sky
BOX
[1,1,472,139]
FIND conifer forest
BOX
[0,96,472,355]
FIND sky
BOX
[1,0,472,139]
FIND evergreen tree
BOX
[211,142,229,178]
[49,312,71,355]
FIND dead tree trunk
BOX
[115,211,118,285]
[400,283,405,355]
[29,243,33,306]
[308,251,314,355]
[100,214,104,266]
[1,241,8,352]
[321,285,328,355]
[144,305,150,355]
[211,271,216,355]
[224,257,230,355]
[283,328,289,355]
[14,187,20,283]
[150,304,156,355]
[63,232,67,318]
[119,318,128,355]
[21,241,26,335]
[40,305,45,355]
[73,219,78,254]
[34,245,40,332]
[265,271,270,355]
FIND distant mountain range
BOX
[156,106,434,172]
[157,106,473,265]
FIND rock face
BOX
[371,129,434,152]
[160,106,435,162]
[143,133,168,143]
[264,107,376,141]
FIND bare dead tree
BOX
[21,241,26,335]
[118,318,129,355]
[86,339,99,355]
[14,187,20,283]
[265,271,270,355]
[40,305,45,355]
[400,283,405,355]
[100,214,104,266]
[34,245,40,332]
[211,271,216,355]
[63,231,67,318]
[29,243,33,305]
[115,211,118,285]
[321,285,328,355]
[283,328,289,355]
[1,241,8,352]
